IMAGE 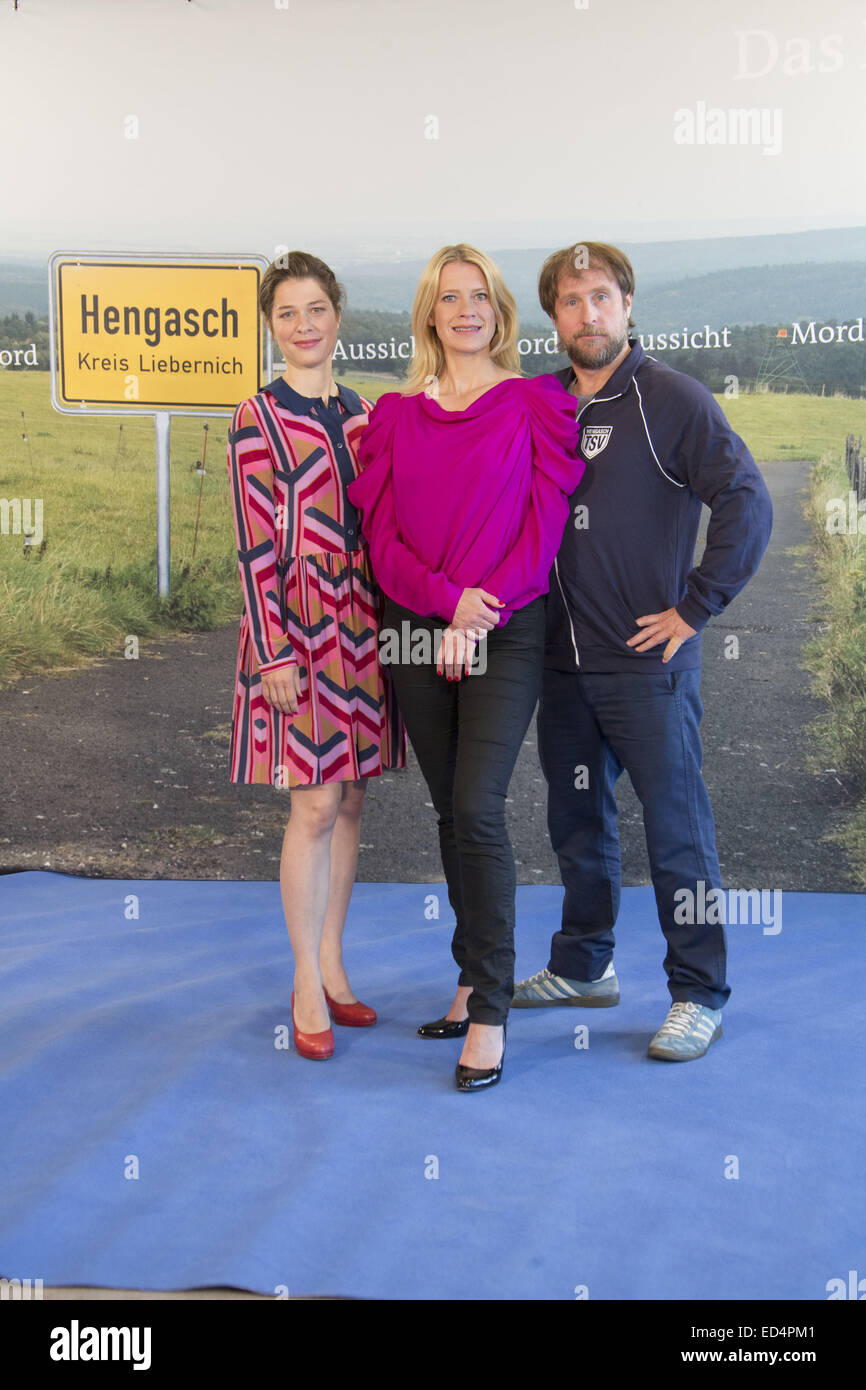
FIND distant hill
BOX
[0,260,49,316]
[4,225,865,325]
[337,226,866,318]
[634,262,866,333]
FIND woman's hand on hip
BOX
[436,626,484,680]
[451,587,503,632]
[261,664,302,715]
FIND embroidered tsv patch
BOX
[581,425,612,459]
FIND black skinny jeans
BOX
[382,595,546,1025]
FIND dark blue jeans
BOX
[382,595,546,1025]
[537,666,730,1010]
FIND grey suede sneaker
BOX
[511,961,620,1008]
[647,1002,723,1060]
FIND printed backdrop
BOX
[0,0,864,889]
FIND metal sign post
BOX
[155,412,171,597]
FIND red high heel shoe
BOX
[323,989,377,1027]
[291,990,334,1060]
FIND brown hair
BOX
[259,250,345,323]
[538,241,635,328]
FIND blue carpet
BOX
[0,871,863,1300]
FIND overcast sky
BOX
[2,0,864,260]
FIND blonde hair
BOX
[402,244,521,394]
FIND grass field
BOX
[1,370,865,688]
[804,452,866,884]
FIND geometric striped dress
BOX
[226,376,406,786]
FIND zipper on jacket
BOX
[555,385,626,670]
[556,392,604,670]
[553,556,580,669]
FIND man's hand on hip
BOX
[627,607,697,664]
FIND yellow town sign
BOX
[49,253,267,414]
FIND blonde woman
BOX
[347,245,584,1090]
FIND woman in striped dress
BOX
[227,251,405,1060]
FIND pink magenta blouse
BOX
[346,374,584,625]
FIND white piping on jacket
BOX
[632,375,686,488]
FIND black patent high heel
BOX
[454,1023,506,1091]
[418,1015,470,1039]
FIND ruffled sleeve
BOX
[480,375,584,608]
[226,398,297,674]
[348,392,465,620]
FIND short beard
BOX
[564,327,629,371]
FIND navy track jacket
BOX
[545,339,774,673]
